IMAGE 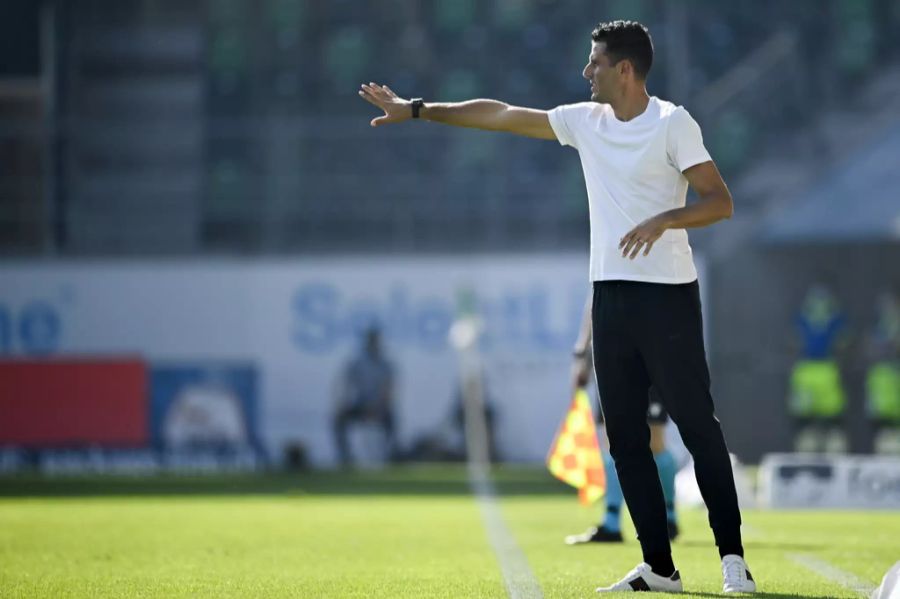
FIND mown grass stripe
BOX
[789,553,876,596]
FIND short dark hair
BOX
[591,20,653,80]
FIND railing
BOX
[0,112,591,255]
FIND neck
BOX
[608,85,650,122]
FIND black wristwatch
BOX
[411,98,424,119]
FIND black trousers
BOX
[592,279,743,560]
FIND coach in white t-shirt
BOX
[549,96,710,284]
[360,20,755,595]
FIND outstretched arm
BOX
[359,82,556,140]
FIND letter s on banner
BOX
[292,284,339,353]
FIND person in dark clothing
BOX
[332,327,398,466]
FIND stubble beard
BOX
[590,80,605,103]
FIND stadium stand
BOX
[1,0,900,255]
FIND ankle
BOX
[645,553,676,578]
[719,546,744,559]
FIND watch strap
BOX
[411,98,424,118]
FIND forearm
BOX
[573,295,592,354]
[658,192,733,230]
[571,295,593,389]
[420,100,513,131]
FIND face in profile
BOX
[583,41,619,103]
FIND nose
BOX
[583,65,591,80]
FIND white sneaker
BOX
[596,562,683,593]
[722,554,756,593]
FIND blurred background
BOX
[2,0,900,476]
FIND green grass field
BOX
[0,465,896,598]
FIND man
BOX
[565,296,679,546]
[360,19,754,594]
[789,284,847,453]
[332,326,399,466]
[866,291,900,453]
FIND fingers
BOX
[364,82,403,102]
[358,90,376,107]
[366,82,389,99]
[359,82,408,128]
[619,227,659,259]
[360,87,390,127]
[359,83,386,102]
[620,233,646,260]
[619,230,637,258]
[359,82,402,111]
[628,239,644,260]
[358,86,383,108]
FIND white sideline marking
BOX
[456,329,542,599]
[789,553,876,596]
[469,462,544,599]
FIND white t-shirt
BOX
[548,97,711,284]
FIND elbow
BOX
[719,192,734,220]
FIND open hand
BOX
[358,82,411,127]
[619,215,669,259]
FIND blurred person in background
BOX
[565,296,680,546]
[866,290,900,454]
[332,326,399,466]
[359,19,754,595]
[405,378,499,463]
[789,284,848,453]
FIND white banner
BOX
[1,255,595,464]
[758,453,900,509]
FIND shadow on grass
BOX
[0,464,576,498]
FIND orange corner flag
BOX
[546,388,606,505]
